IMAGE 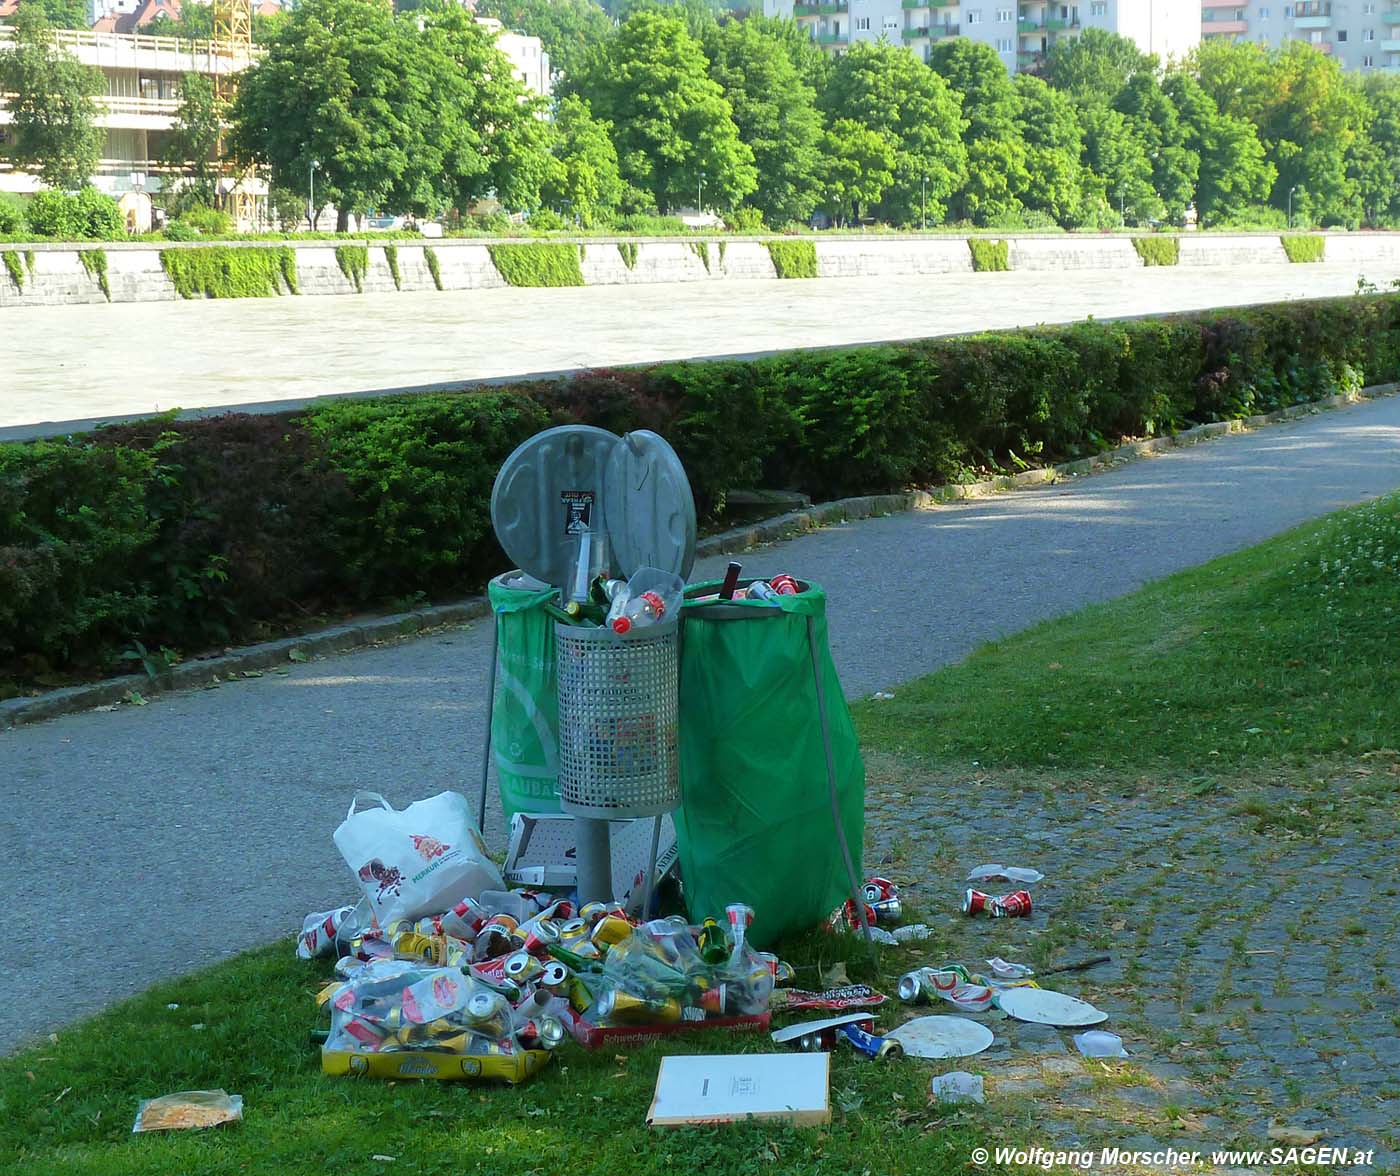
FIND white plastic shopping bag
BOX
[333,790,504,926]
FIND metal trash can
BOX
[555,619,680,819]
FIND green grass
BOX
[766,239,818,279]
[160,247,298,299]
[856,491,1400,771]
[487,242,585,287]
[2,249,23,292]
[1281,234,1326,263]
[78,248,110,300]
[968,239,1010,272]
[335,245,368,293]
[0,931,998,1175]
[1133,236,1180,266]
[423,246,443,291]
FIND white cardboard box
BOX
[646,1053,831,1127]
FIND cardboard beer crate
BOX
[574,1012,769,1050]
[321,1047,551,1083]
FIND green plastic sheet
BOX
[487,573,562,824]
[675,581,865,949]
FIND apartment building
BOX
[763,0,1201,70]
[0,26,253,197]
[1201,2,1400,71]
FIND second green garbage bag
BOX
[675,580,864,950]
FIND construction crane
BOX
[210,0,257,227]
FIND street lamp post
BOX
[308,158,321,231]
[1288,185,1297,229]
[921,174,927,231]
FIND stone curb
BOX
[2,383,1394,732]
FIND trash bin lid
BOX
[602,430,696,580]
[491,425,620,590]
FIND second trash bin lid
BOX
[491,425,696,588]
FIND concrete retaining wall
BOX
[1,232,1395,309]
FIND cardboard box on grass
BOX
[646,1053,831,1127]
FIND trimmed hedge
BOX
[161,247,298,299]
[1133,237,1180,267]
[1282,234,1326,263]
[969,239,1010,272]
[3,294,1397,678]
[487,242,585,287]
[766,239,817,279]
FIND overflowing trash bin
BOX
[675,578,865,949]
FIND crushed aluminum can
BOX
[768,573,800,596]
[838,1022,904,1060]
[962,888,1032,918]
[539,961,571,996]
[826,898,878,932]
[297,906,357,960]
[503,951,543,984]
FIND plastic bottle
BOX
[479,890,544,922]
[611,590,667,634]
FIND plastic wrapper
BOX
[132,1090,243,1133]
[326,959,503,1055]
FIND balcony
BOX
[1293,2,1331,27]
[1202,19,1249,33]
[794,1,848,14]
[0,25,256,72]
[1383,8,1400,22]
[1383,37,1400,50]
[904,24,930,37]
[902,0,928,8]
[815,30,849,43]
[1045,16,1078,29]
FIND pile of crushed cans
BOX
[301,894,786,1083]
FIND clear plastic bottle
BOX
[611,590,667,634]
[609,567,684,634]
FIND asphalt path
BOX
[3,393,1400,1052]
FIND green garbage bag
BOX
[675,580,864,949]
[488,573,562,824]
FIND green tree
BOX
[1163,72,1274,225]
[1078,104,1161,226]
[0,5,102,189]
[819,40,966,226]
[930,37,1029,224]
[703,17,822,226]
[473,0,611,80]
[540,94,623,225]
[1262,42,1368,226]
[1045,28,1155,100]
[231,0,420,229]
[1013,74,1092,227]
[1113,73,1198,223]
[816,119,894,226]
[23,0,88,28]
[1350,75,1400,227]
[564,9,755,212]
[413,3,552,215]
[147,4,215,39]
[160,73,225,204]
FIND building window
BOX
[997,7,1013,20]
[1363,3,1375,13]
[1283,5,1291,15]
[996,36,1013,50]
[1337,28,1347,40]
[966,9,981,23]
[1363,54,1374,65]
[1089,1,1106,15]
[1365,28,1376,40]
[855,15,869,28]
[1258,6,1269,15]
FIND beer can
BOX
[536,1016,567,1050]
[839,1022,904,1061]
[962,888,1032,918]
[862,877,898,905]
[540,961,571,996]
[591,915,634,948]
[769,573,800,595]
[870,897,903,924]
[464,991,512,1039]
[579,902,620,926]
[503,950,543,984]
[519,919,561,956]
[897,969,932,1003]
[594,988,682,1024]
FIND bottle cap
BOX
[612,617,632,634]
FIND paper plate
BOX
[885,1016,995,1059]
[996,988,1108,1027]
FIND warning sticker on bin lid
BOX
[491,426,697,587]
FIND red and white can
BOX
[962,888,1033,918]
[769,573,800,596]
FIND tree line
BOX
[4,0,1399,232]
